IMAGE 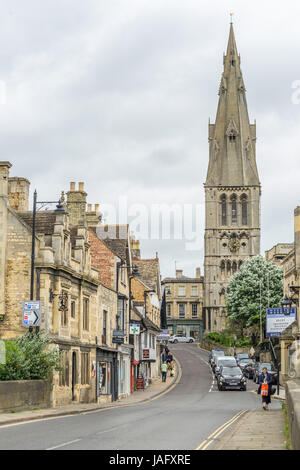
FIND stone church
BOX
[203,23,261,333]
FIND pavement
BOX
[0,362,180,427]
[213,409,286,450]
[0,345,287,450]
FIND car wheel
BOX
[218,385,223,391]
[174,339,178,344]
[189,339,193,343]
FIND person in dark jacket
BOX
[258,367,273,410]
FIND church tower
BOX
[203,23,261,332]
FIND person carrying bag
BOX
[258,367,273,410]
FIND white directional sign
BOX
[22,301,42,327]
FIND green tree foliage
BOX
[0,331,61,381]
[226,256,283,334]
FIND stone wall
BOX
[286,379,300,450]
[200,337,249,356]
[0,380,51,412]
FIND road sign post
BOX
[22,301,42,330]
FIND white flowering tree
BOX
[226,256,283,337]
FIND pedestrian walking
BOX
[166,352,173,364]
[258,367,273,410]
[164,345,169,355]
[161,362,168,382]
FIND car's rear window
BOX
[222,367,241,376]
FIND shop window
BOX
[98,361,111,395]
[81,352,89,385]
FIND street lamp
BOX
[30,190,65,333]
[281,296,293,316]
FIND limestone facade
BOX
[162,268,204,341]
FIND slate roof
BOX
[17,211,57,235]
[133,258,160,294]
[97,224,129,261]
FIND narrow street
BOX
[0,345,282,450]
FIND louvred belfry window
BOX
[241,196,248,225]
[221,195,227,226]
[231,195,237,224]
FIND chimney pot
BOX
[78,182,84,191]
[95,204,99,212]
[70,182,76,191]
[88,204,92,212]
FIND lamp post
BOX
[30,190,65,333]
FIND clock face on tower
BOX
[229,238,240,253]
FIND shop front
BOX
[96,348,118,403]
[167,319,203,342]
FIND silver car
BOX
[169,335,195,344]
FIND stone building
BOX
[203,23,261,333]
[0,165,100,406]
[280,207,300,383]
[162,268,204,341]
[129,237,162,386]
[265,243,294,267]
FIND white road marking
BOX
[46,438,82,450]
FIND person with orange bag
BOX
[258,367,273,410]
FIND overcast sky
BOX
[1,0,300,279]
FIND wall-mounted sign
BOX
[266,307,297,337]
[112,336,125,344]
[130,324,140,335]
[142,349,150,359]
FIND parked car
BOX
[243,362,256,379]
[238,358,254,372]
[211,352,227,372]
[217,366,247,391]
[214,356,237,377]
[253,362,278,384]
[209,349,225,365]
[235,353,250,365]
[169,335,195,344]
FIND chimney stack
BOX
[176,269,183,279]
[196,267,201,278]
[66,181,87,226]
[8,177,30,211]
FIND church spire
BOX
[205,23,260,187]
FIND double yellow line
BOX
[196,410,247,450]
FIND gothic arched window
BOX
[232,261,237,274]
[221,194,227,226]
[231,194,237,224]
[241,195,248,226]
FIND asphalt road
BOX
[0,345,281,450]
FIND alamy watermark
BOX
[96,197,204,252]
